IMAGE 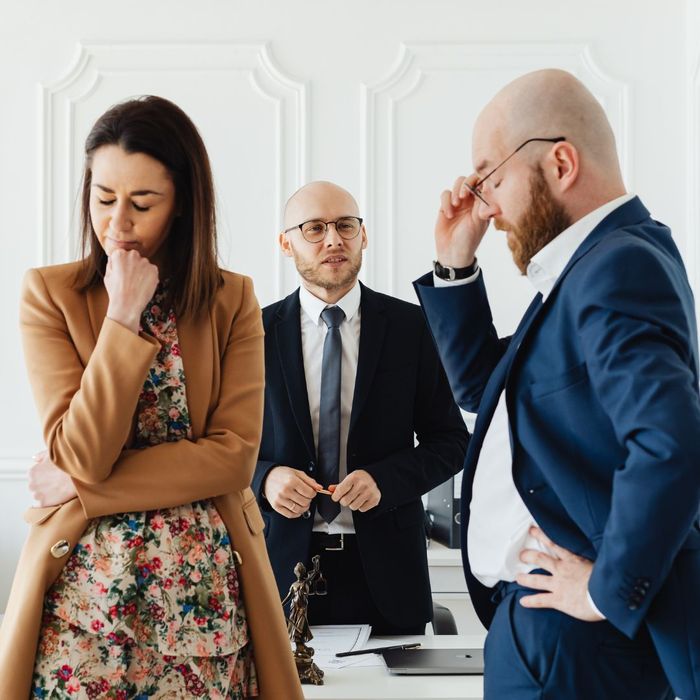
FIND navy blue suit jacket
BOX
[252,283,468,629]
[414,197,700,700]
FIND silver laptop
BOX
[382,647,484,675]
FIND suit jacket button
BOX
[628,603,639,611]
[50,540,71,558]
[308,461,315,473]
[302,510,311,519]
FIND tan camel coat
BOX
[0,262,303,699]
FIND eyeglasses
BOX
[284,216,363,244]
[467,136,566,206]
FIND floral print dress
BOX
[32,284,258,699]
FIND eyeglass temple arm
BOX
[472,137,566,189]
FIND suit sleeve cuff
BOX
[433,266,481,287]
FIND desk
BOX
[302,634,485,700]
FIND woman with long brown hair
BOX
[0,95,302,699]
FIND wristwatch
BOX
[433,258,478,281]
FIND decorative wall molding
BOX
[0,458,28,482]
[362,42,631,295]
[40,41,308,299]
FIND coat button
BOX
[50,540,71,558]
[302,510,312,519]
[308,461,315,473]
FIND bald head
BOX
[284,181,360,230]
[474,69,623,184]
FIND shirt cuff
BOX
[586,589,606,620]
[432,265,481,287]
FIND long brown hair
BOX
[75,95,222,318]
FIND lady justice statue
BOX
[281,555,326,685]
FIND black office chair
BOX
[431,602,458,635]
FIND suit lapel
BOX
[466,292,543,465]
[274,291,316,458]
[547,196,650,301]
[349,283,386,434]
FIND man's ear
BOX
[360,225,368,250]
[279,231,294,258]
[547,141,579,193]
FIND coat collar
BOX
[547,195,650,301]
[507,195,650,369]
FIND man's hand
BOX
[435,175,490,268]
[28,450,77,507]
[517,526,604,622]
[264,466,323,519]
[330,469,381,512]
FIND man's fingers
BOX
[296,471,323,492]
[516,572,555,592]
[529,526,574,561]
[440,190,455,219]
[451,176,467,206]
[356,494,380,512]
[519,592,554,609]
[345,492,367,510]
[331,480,353,501]
[339,489,359,508]
[519,548,556,572]
[358,499,376,512]
[292,481,319,500]
[277,505,302,519]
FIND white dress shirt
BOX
[436,193,634,614]
[299,283,361,534]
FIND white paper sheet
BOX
[304,624,381,669]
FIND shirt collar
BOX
[299,281,361,326]
[527,193,635,300]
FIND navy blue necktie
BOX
[317,306,345,523]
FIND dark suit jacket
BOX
[414,197,700,700]
[252,282,468,628]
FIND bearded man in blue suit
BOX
[414,69,700,700]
